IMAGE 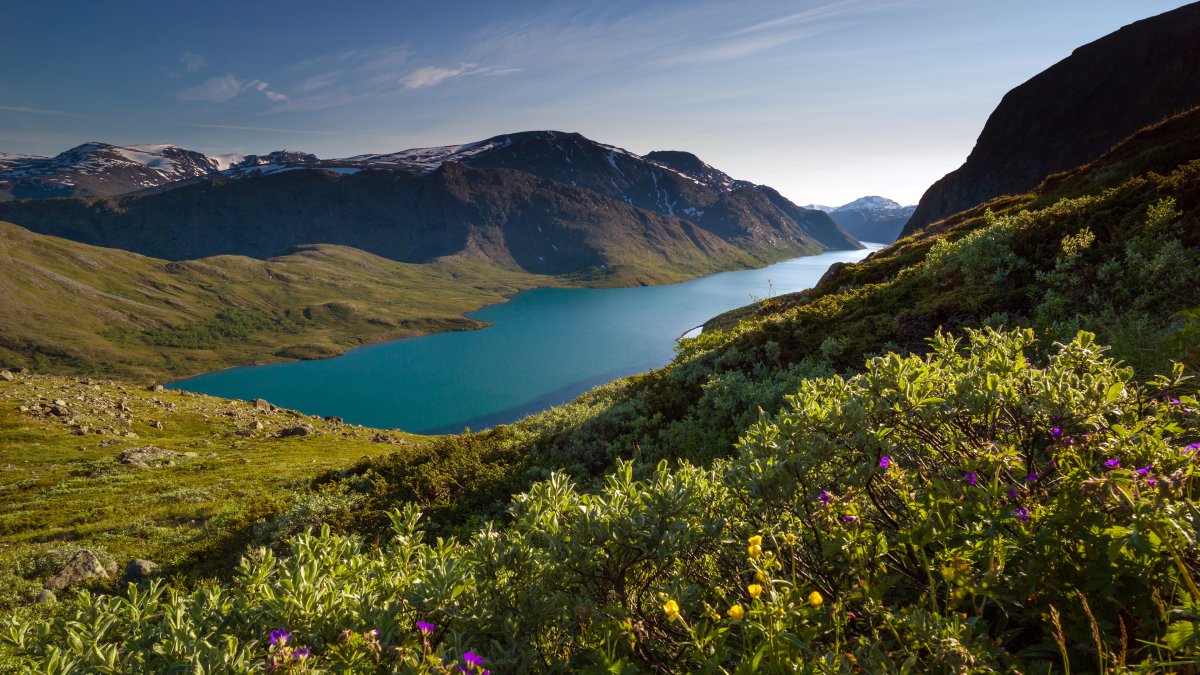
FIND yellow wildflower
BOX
[727,604,745,621]
[808,590,823,607]
[748,584,763,599]
[747,535,763,547]
[755,570,768,582]
[785,533,796,544]
[747,544,762,558]
[663,599,680,622]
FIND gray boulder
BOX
[27,589,56,604]
[117,445,181,467]
[278,424,313,438]
[122,559,159,583]
[44,550,109,592]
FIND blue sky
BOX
[0,0,1188,204]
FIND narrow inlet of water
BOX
[172,245,882,433]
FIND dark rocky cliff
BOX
[901,2,1200,236]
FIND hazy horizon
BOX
[0,0,1188,205]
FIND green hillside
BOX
[0,218,774,382]
[2,101,1198,671]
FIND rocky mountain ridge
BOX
[901,1,1200,236]
[0,143,222,201]
[0,131,859,275]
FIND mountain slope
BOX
[806,196,915,243]
[0,162,774,280]
[901,1,1200,236]
[391,131,859,251]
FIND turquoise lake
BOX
[172,244,881,434]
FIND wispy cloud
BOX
[648,0,915,67]
[400,63,520,89]
[177,74,288,103]
[0,104,96,119]
[182,122,356,136]
[732,0,909,36]
[262,46,413,113]
[179,122,417,144]
[180,50,207,73]
[247,80,289,102]
[467,1,913,73]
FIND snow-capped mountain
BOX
[0,143,222,200]
[0,131,861,267]
[832,196,903,212]
[0,153,48,172]
[805,196,915,243]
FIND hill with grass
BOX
[0,199,815,382]
[0,221,555,381]
[901,1,1200,236]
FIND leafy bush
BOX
[6,329,1199,672]
[922,208,1033,286]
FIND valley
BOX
[171,245,880,434]
[2,1,1200,672]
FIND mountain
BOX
[901,1,1200,237]
[0,143,222,200]
[356,132,855,251]
[804,196,915,243]
[0,131,859,277]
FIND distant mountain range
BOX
[802,197,914,243]
[0,131,860,279]
[902,1,1200,236]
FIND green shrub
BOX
[6,329,1198,672]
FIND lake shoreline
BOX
[171,245,881,432]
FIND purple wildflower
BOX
[843,515,856,523]
[1026,472,1038,483]
[1147,477,1158,486]
[1186,443,1200,455]
[269,628,291,646]
[1049,460,1058,471]
[818,490,831,504]
[1014,508,1029,523]
[1104,458,1121,469]
[1169,398,1182,405]
[1051,427,1063,439]
[1007,488,1017,500]
[293,647,310,661]
[417,621,436,634]
[463,651,487,668]
[879,456,892,469]
[965,471,977,486]
[1052,415,1060,422]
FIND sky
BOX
[0,0,1189,205]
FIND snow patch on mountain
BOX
[341,137,514,172]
